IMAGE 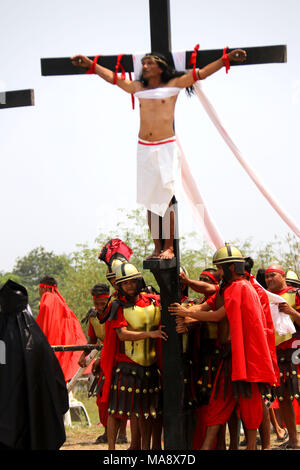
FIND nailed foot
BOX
[146,250,161,260]
[159,247,174,259]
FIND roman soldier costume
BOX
[203,244,277,430]
[265,267,300,405]
[98,263,163,420]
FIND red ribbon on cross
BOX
[113,54,126,84]
[222,47,230,74]
[129,71,135,110]
[86,55,101,74]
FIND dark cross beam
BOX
[40,44,286,76]
[0,89,34,109]
[39,0,287,450]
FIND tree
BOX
[12,247,72,316]
[4,208,300,323]
[0,272,22,287]
[59,243,106,334]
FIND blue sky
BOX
[1,0,299,271]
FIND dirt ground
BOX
[61,423,300,451]
[61,424,131,451]
[61,389,300,451]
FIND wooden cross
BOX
[0,89,34,110]
[40,0,286,450]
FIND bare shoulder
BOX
[117,79,143,94]
[132,80,144,91]
[167,72,194,89]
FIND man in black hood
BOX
[0,279,69,450]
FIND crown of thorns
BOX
[141,54,169,67]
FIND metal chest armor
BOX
[89,317,105,342]
[123,303,160,366]
[275,290,298,346]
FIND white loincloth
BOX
[137,137,181,217]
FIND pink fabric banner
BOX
[177,136,224,250]
[194,81,300,239]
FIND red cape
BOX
[37,292,91,382]
[224,279,277,385]
[249,276,280,386]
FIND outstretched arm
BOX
[168,302,226,322]
[180,272,217,296]
[71,55,140,94]
[169,49,247,89]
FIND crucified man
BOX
[71,49,246,259]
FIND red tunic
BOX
[224,279,277,385]
[37,291,91,382]
[248,276,280,386]
[193,281,276,446]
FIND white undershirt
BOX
[134,87,181,100]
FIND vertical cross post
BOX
[143,0,193,450]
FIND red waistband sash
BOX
[138,138,176,146]
[222,47,230,74]
[189,44,200,82]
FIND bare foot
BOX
[275,428,288,441]
[159,247,174,259]
[275,438,300,449]
[146,251,161,260]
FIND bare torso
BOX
[134,80,180,141]
[137,94,178,141]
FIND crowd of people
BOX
[1,238,300,451]
[1,46,299,452]
[67,238,300,451]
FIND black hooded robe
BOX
[0,280,69,450]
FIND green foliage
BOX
[59,244,107,335]
[0,272,22,287]
[2,209,300,326]
[12,246,72,317]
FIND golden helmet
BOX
[105,258,125,280]
[115,262,142,285]
[286,269,300,287]
[212,242,244,266]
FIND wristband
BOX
[86,55,101,74]
[113,54,126,84]
[222,46,230,74]
[189,44,200,82]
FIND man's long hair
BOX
[139,52,194,96]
